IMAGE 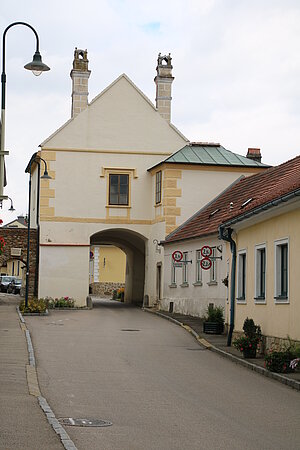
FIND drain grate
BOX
[121,329,140,332]
[58,418,112,427]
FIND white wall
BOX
[162,236,228,318]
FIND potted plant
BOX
[203,304,224,334]
[233,317,261,358]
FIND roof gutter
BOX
[218,226,236,347]
[222,188,300,229]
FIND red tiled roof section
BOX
[165,155,300,243]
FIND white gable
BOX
[41,74,187,152]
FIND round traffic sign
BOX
[200,245,212,258]
[172,250,183,262]
[200,257,212,270]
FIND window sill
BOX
[193,282,203,287]
[274,296,289,304]
[254,297,266,304]
[106,205,131,209]
[180,283,189,288]
[236,297,246,304]
[207,281,217,286]
[169,283,177,288]
[154,202,162,208]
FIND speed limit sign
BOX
[201,245,212,258]
[200,257,212,270]
[172,250,183,262]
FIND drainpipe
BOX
[219,226,236,346]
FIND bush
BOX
[233,317,261,357]
[205,304,224,324]
[43,296,75,309]
[117,288,125,302]
[19,298,47,314]
[265,340,300,373]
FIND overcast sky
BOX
[1,0,300,224]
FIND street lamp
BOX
[25,156,51,308]
[0,195,15,211]
[0,21,50,200]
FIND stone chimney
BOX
[154,53,174,123]
[70,48,91,118]
[247,148,262,163]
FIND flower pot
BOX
[242,347,257,359]
[203,321,224,334]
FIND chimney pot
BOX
[154,53,174,123]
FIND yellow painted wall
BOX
[232,207,300,341]
[91,245,126,283]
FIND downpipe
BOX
[219,226,236,346]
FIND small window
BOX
[109,174,129,205]
[210,247,217,283]
[255,245,266,302]
[182,252,188,285]
[195,250,202,283]
[275,239,288,302]
[155,171,162,204]
[171,256,176,285]
[237,250,247,301]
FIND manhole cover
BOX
[58,418,112,427]
[121,329,140,332]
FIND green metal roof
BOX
[156,143,269,168]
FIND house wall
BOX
[162,236,228,317]
[232,207,300,342]
[90,245,126,283]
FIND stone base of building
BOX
[89,282,125,297]
[232,331,300,355]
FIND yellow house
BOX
[28,49,269,306]
[89,245,126,295]
[219,156,300,348]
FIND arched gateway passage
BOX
[90,229,147,305]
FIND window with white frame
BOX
[195,250,202,284]
[171,257,176,286]
[209,247,217,283]
[274,239,288,301]
[182,252,188,285]
[255,244,266,301]
[237,250,247,301]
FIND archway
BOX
[89,228,147,305]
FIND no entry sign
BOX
[172,250,183,262]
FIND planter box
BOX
[203,321,224,334]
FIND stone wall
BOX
[90,282,125,297]
[0,228,37,297]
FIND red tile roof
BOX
[165,155,300,244]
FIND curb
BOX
[17,307,78,449]
[144,308,300,392]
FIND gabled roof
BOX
[164,155,300,244]
[40,73,188,150]
[4,216,27,228]
[148,142,270,171]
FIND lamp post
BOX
[25,156,51,308]
[0,21,50,200]
[0,195,15,211]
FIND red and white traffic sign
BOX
[200,257,212,270]
[200,245,212,258]
[172,250,183,262]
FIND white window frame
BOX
[237,249,247,303]
[181,252,189,286]
[170,256,177,287]
[254,243,267,303]
[194,249,203,285]
[274,238,289,303]
[208,247,217,285]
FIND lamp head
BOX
[41,169,52,180]
[24,51,50,76]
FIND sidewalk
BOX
[144,308,300,391]
[0,294,64,449]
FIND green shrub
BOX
[43,296,75,309]
[233,318,261,356]
[205,304,224,324]
[265,340,300,373]
[19,298,47,314]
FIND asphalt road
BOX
[26,299,300,450]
